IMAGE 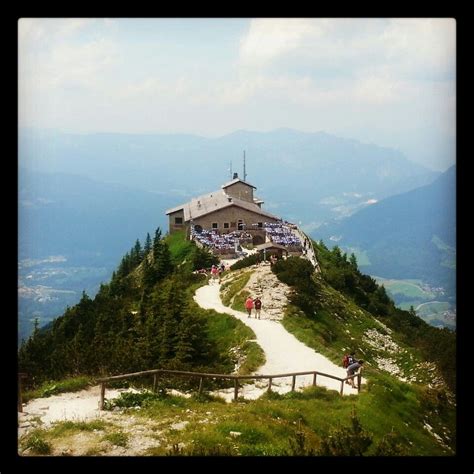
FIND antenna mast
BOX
[229,161,232,180]
[243,150,247,182]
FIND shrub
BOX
[230,254,260,270]
[316,411,373,456]
[23,432,52,455]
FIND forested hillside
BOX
[316,166,456,295]
[18,230,224,383]
[275,243,456,393]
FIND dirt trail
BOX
[194,265,360,399]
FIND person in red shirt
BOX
[245,296,254,318]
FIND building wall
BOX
[224,182,254,203]
[192,205,277,232]
[168,209,185,233]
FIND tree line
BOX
[18,228,220,386]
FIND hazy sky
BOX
[18,18,456,171]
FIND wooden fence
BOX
[97,368,362,410]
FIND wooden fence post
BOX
[153,374,158,393]
[198,377,204,395]
[357,373,362,393]
[99,382,106,410]
[291,375,296,392]
[340,380,344,396]
[267,377,272,392]
[312,373,317,387]
[234,379,239,401]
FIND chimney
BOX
[233,172,238,179]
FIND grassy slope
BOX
[21,381,454,456]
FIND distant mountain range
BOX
[316,165,456,296]
[19,168,172,264]
[19,128,440,228]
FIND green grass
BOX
[23,376,93,403]
[102,431,129,447]
[165,230,196,265]
[134,382,454,456]
[23,376,454,456]
[231,289,250,313]
[200,307,265,375]
[221,270,252,307]
[239,340,266,375]
[42,420,110,440]
[21,430,52,455]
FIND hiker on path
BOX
[346,360,364,388]
[210,265,219,283]
[253,296,262,319]
[245,296,254,318]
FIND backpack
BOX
[254,299,262,309]
[342,354,350,368]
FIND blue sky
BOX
[18,18,456,171]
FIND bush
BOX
[230,254,260,270]
[23,432,52,455]
[316,411,373,456]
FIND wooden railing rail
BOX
[97,368,363,410]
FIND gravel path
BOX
[194,279,360,398]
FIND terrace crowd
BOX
[264,221,302,249]
[191,229,252,254]
[190,220,302,254]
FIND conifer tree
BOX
[144,232,152,256]
[175,308,210,364]
[132,239,143,266]
[152,227,162,259]
[155,242,173,280]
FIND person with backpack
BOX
[253,296,262,319]
[346,359,364,388]
[342,352,356,369]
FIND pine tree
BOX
[142,255,155,288]
[349,253,358,270]
[132,239,143,266]
[175,308,210,364]
[152,227,162,260]
[155,242,173,280]
[144,232,152,256]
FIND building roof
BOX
[166,188,279,221]
[221,178,256,189]
[255,242,289,251]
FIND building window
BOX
[223,222,230,229]
[257,222,263,228]
[212,223,218,229]
[175,217,183,225]
[238,220,244,230]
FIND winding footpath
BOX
[194,280,360,398]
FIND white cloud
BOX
[17,18,456,170]
[239,18,455,82]
[240,18,317,65]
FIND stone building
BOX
[166,174,279,242]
